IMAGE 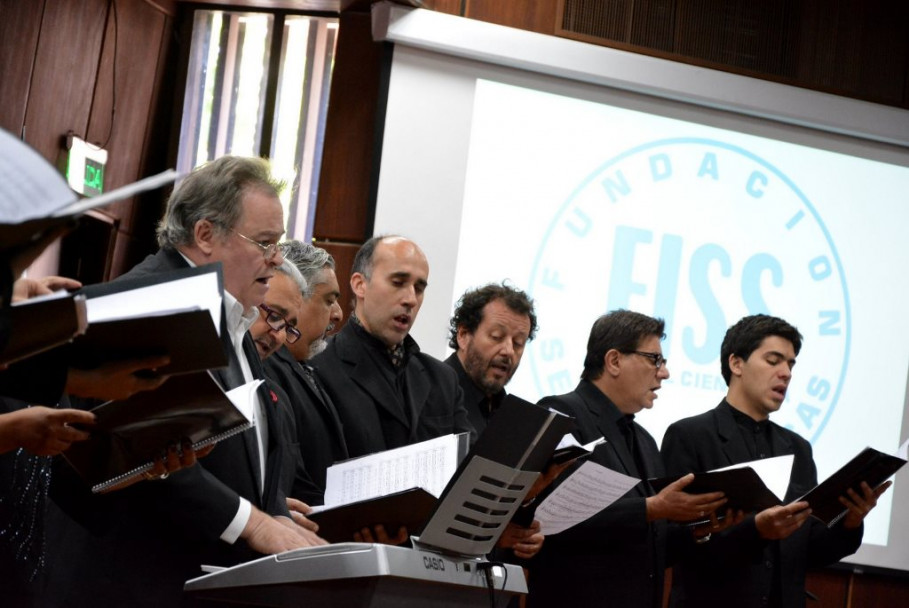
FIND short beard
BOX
[463,347,509,396]
[308,337,328,358]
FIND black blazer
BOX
[263,346,349,494]
[43,248,300,608]
[527,380,684,608]
[311,322,474,457]
[661,401,863,608]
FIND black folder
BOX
[650,467,782,519]
[799,447,906,526]
[308,488,438,543]
[62,371,252,493]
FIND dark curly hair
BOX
[720,314,802,385]
[448,283,537,349]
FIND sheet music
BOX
[85,269,222,334]
[0,129,74,223]
[322,434,461,507]
[534,461,638,535]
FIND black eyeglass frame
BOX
[259,303,302,344]
[628,350,668,370]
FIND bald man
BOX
[311,235,474,458]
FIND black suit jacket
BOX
[44,248,299,608]
[311,322,474,457]
[263,346,348,494]
[661,401,863,608]
[527,380,687,608]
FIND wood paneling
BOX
[851,571,909,606]
[465,0,558,36]
[0,0,45,135]
[89,0,171,237]
[22,0,109,161]
[313,11,384,242]
[805,568,850,606]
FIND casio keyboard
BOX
[185,407,568,607]
[184,542,526,607]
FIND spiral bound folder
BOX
[63,372,258,493]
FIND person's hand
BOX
[840,481,891,529]
[754,501,812,540]
[101,440,217,492]
[0,406,95,456]
[241,508,327,554]
[353,524,409,545]
[496,520,544,559]
[65,355,171,401]
[645,473,727,522]
[11,275,82,303]
[286,497,320,532]
[691,507,746,541]
[149,439,215,477]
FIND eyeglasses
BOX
[259,304,302,344]
[232,230,281,261]
[629,350,668,370]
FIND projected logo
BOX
[527,138,850,443]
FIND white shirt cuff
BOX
[220,497,252,544]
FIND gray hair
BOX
[156,156,285,250]
[274,259,307,294]
[279,240,335,298]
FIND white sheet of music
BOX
[713,454,794,502]
[321,434,461,508]
[534,461,638,535]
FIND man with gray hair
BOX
[261,241,349,493]
[280,240,343,361]
[44,156,326,608]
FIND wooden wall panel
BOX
[851,571,909,606]
[0,0,44,135]
[22,0,109,162]
[313,11,383,243]
[88,0,171,238]
[804,568,850,606]
[465,0,558,36]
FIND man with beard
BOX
[445,283,544,562]
[311,235,474,457]
[260,242,349,493]
[445,283,536,435]
[660,315,887,608]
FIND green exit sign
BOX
[66,135,107,196]
[84,158,104,196]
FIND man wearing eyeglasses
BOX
[43,156,326,608]
[526,309,729,608]
[260,241,349,495]
[249,262,305,361]
[660,315,886,608]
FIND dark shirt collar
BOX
[349,313,420,368]
[723,399,771,432]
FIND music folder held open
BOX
[184,395,575,607]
